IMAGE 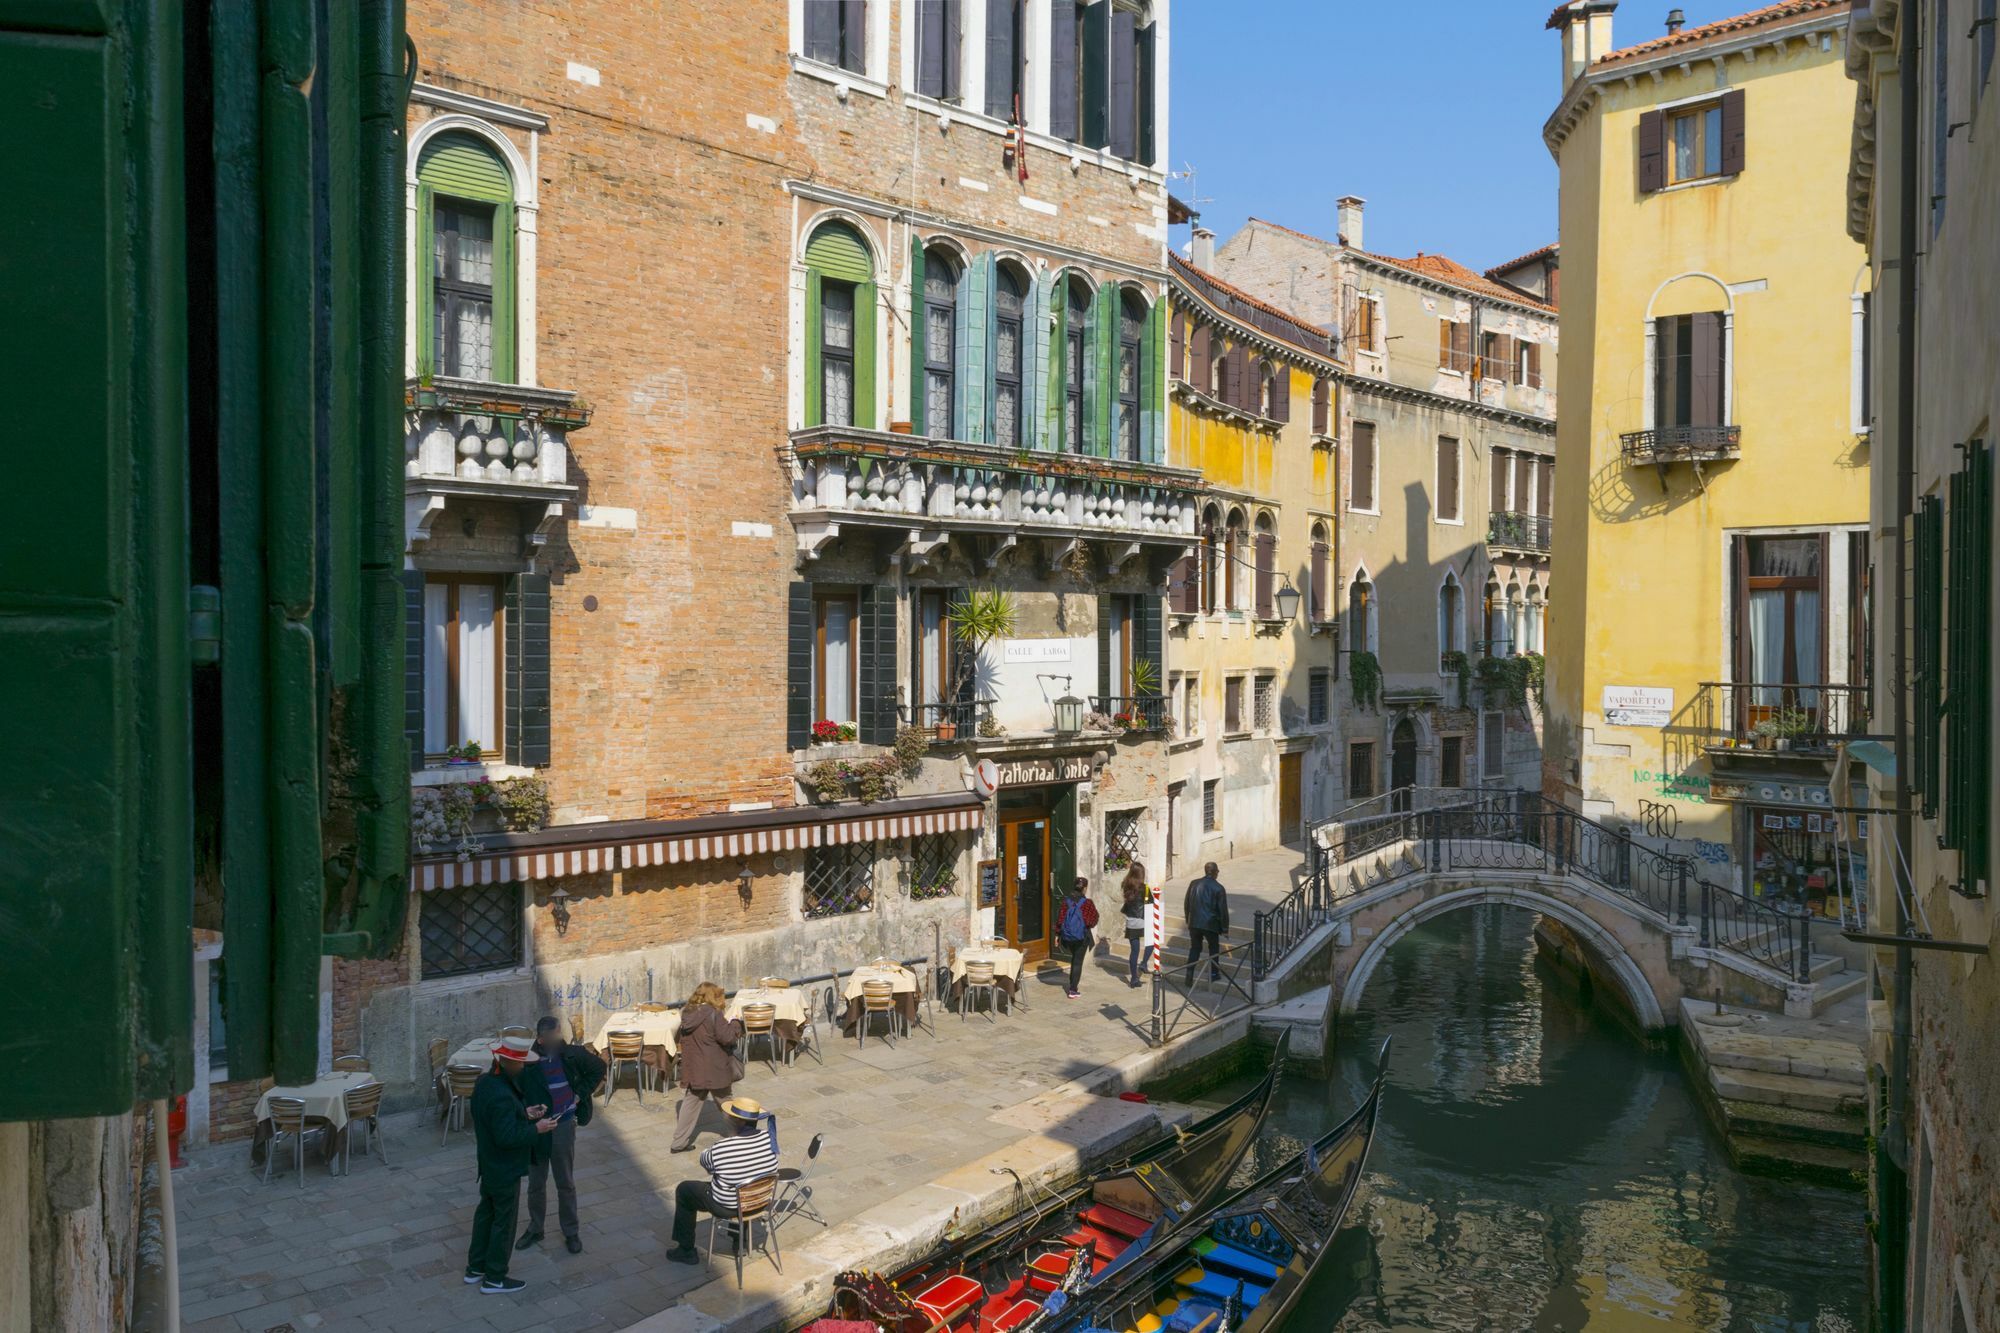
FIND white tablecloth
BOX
[843,963,917,1000]
[951,946,1025,984]
[446,1037,498,1070]
[254,1072,375,1132]
[594,1009,681,1055]
[726,988,809,1025]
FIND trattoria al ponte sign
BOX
[992,754,1093,787]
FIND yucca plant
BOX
[950,588,1018,648]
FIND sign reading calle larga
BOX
[995,755,1093,786]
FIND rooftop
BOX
[1169,251,1338,361]
[1593,0,1850,69]
[1241,217,1557,314]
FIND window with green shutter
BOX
[804,221,877,429]
[1942,443,1993,894]
[417,133,517,383]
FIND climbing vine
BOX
[1440,650,1472,710]
[1479,655,1534,711]
[1349,650,1381,711]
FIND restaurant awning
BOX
[408,790,985,891]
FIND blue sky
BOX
[1168,1,1762,270]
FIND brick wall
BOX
[206,1076,272,1144]
[528,862,794,966]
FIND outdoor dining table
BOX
[725,987,809,1057]
[837,962,920,1035]
[948,944,1026,1013]
[592,1009,681,1056]
[248,1070,375,1172]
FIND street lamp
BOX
[1053,694,1085,735]
[547,884,572,936]
[1273,576,1302,624]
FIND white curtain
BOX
[919,597,945,708]
[822,600,854,724]
[1525,597,1542,654]
[456,582,497,750]
[1107,604,1126,697]
[1748,589,1785,705]
[1793,590,1821,707]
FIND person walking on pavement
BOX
[1183,861,1230,986]
[1056,876,1099,999]
[1120,862,1152,988]
[464,1035,557,1295]
[670,982,743,1153]
[664,1097,781,1265]
[516,1016,606,1257]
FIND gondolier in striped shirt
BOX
[664,1097,780,1263]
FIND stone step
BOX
[1806,952,1846,982]
[1810,970,1868,1016]
[1715,1094,1869,1150]
[1693,1029,1867,1085]
[1710,1065,1866,1115]
[1728,1133,1868,1189]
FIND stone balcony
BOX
[404,376,593,549]
[784,426,1203,569]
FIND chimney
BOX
[1549,0,1617,90]
[1336,196,1365,252]
[1665,8,1684,33]
[1190,225,1215,270]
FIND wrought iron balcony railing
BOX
[1486,510,1551,552]
[1691,681,1876,753]
[1092,694,1172,733]
[1620,424,1742,466]
[899,697,994,741]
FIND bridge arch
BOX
[1335,884,1667,1030]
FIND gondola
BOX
[1036,1037,1391,1333]
[803,1029,1292,1333]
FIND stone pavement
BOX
[174,950,1181,1333]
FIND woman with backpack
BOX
[1119,864,1151,989]
[1056,877,1099,999]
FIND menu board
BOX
[977,858,1001,907]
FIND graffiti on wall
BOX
[1632,768,1709,802]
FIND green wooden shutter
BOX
[855,279,878,430]
[491,199,517,381]
[1140,295,1165,463]
[787,583,814,749]
[405,571,426,770]
[417,134,518,381]
[908,237,926,432]
[1137,595,1163,691]
[505,573,551,767]
[1022,271,1050,449]
[1914,497,1943,815]
[859,583,899,745]
[1097,594,1115,702]
[1052,786,1080,906]
[1136,22,1157,164]
[805,273,824,427]
[983,254,1001,443]
[415,183,436,374]
[1091,282,1117,457]
[1080,1,1110,149]
[1051,280,1070,451]
[1942,444,1992,890]
[956,252,994,443]
[804,221,874,280]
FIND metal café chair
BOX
[740,1002,782,1073]
[705,1172,783,1288]
[858,979,898,1049]
[962,959,1000,1022]
[791,986,827,1066]
[605,1030,649,1103]
[330,1054,370,1073]
[775,1132,827,1231]
[341,1080,388,1173]
[262,1096,325,1188]
[441,1065,483,1143]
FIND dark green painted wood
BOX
[787,583,814,750]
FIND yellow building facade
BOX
[1544,1,1873,901]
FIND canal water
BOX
[1211,904,1867,1331]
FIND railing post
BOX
[1251,915,1266,984]
[1150,967,1163,1045]
[1676,860,1689,926]
[1554,813,1569,876]
[1427,811,1442,872]
[1797,909,1811,982]
[1699,882,1712,948]
[1616,826,1633,891]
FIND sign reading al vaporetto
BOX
[1602,685,1673,727]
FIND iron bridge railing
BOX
[1252,786,1816,984]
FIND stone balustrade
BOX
[404,377,590,488]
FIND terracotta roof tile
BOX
[1486,242,1559,279]
[1241,218,1557,314]
[1593,0,1848,68]
[1169,252,1336,359]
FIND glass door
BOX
[1002,815,1051,963]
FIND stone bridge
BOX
[1250,799,1862,1035]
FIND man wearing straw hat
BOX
[663,1096,779,1265]
[463,1034,558,1295]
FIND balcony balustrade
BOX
[1486,510,1551,553]
[405,377,592,547]
[1091,694,1172,733]
[1691,681,1877,756]
[1620,424,1742,467]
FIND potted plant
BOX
[933,715,958,742]
[811,719,856,745]
[946,588,1018,736]
[444,740,483,766]
[1768,706,1814,751]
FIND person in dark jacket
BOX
[1055,877,1099,999]
[671,981,743,1152]
[1183,861,1230,985]
[516,1016,607,1256]
[464,1035,556,1295]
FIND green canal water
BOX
[1203,905,1868,1331]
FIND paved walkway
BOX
[175,952,1172,1333]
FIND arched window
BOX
[1506,583,1524,656]
[995,263,1028,447]
[1200,503,1222,614]
[805,220,877,428]
[1253,512,1277,618]
[1259,359,1276,417]
[1347,571,1374,655]
[419,132,518,383]
[1484,577,1503,651]
[1439,571,1462,664]
[1309,522,1330,624]
[921,245,960,437]
[1118,288,1147,461]
[1225,508,1246,612]
[1524,586,1544,655]
[1065,275,1091,453]
[1209,338,1227,398]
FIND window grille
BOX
[908,834,959,901]
[421,882,522,979]
[1104,810,1142,873]
[806,842,877,918]
[1202,780,1220,832]
[1309,670,1330,726]
[1254,676,1276,731]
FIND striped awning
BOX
[409,800,984,892]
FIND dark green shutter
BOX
[1053,785,1080,903]
[949,586,975,703]
[908,237,926,432]
[1942,444,1992,891]
[1052,281,1071,451]
[1914,497,1943,815]
[859,584,899,745]
[405,570,426,769]
[1097,595,1113,701]
[1136,22,1157,164]
[855,280,879,430]
[1091,282,1117,456]
[1137,594,1163,691]
[1049,0,1079,140]
[805,273,824,427]
[1108,6,1136,159]
[787,583,814,750]
[1080,0,1109,149]
[505,573,551,768]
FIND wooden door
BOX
[1278,754,1303,843]
[1000,814,1053,963]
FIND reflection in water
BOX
[1216,906,1865,1331]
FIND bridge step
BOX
[1709,1066,1865,1115]
[1808,970,1867,1016]
[1728,1133,1867,1188]
[1696,1031,1866,1085]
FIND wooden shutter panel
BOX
[1526,340,1542,389]
[1654,315,1680,429]
[855,280,878,428]
[1719,89,1746,176]
[1219,342,1238,406]
[1080,0,1110,149]
[943,0,962,99]
[987,0,1022,118]
[1136,22,1157,164]
[858,583,898,744]
[1170,554,1197,614]
[917,0,945,97]
[1255,532,1276,618]
[1311,538,1329,621]
[1270,366,1292,423]
[1191,322,1211,390]
[1515,451,1534,516]
[1638,108,1666,192]
[404,571,426,770]
[1537,457,1554,517]
[1438,319,1452,368]
[1455,321,1472,364]
[907,238,925,430]
[1913,498,1942,813]
[1691,311,1723,427]
[1136,596,1163,689]
[1049,0,1079,139]
[1231,345,1252,410]
[805,0,839,63]
[1353,423,1375,508]
[1438,438,1460,520]
[1730,534,1752,695]
[1491,448,1510,512]
[505,573,551,767]
[1108,6,1136,159]
[1169,309,1185,381]
[1097,593,1114,699]
[1311,377,1329,434]
[787,583,813,750]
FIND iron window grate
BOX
[1104,809,1142,873]
[421,882,522,979]
[1254,676,1276,731]
[806,842,878,918]
[1308,670,1329,726]
[908,833,959,900]
[1203,780,1220,832]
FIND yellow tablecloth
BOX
[951,946,1025,984]
[594,1009,681,1056]
[254,1072,375,1133]
[726,988,809,1025]
[842,963,917,1000]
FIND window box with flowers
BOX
[413,775,554,862]
[812,719,859,745]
